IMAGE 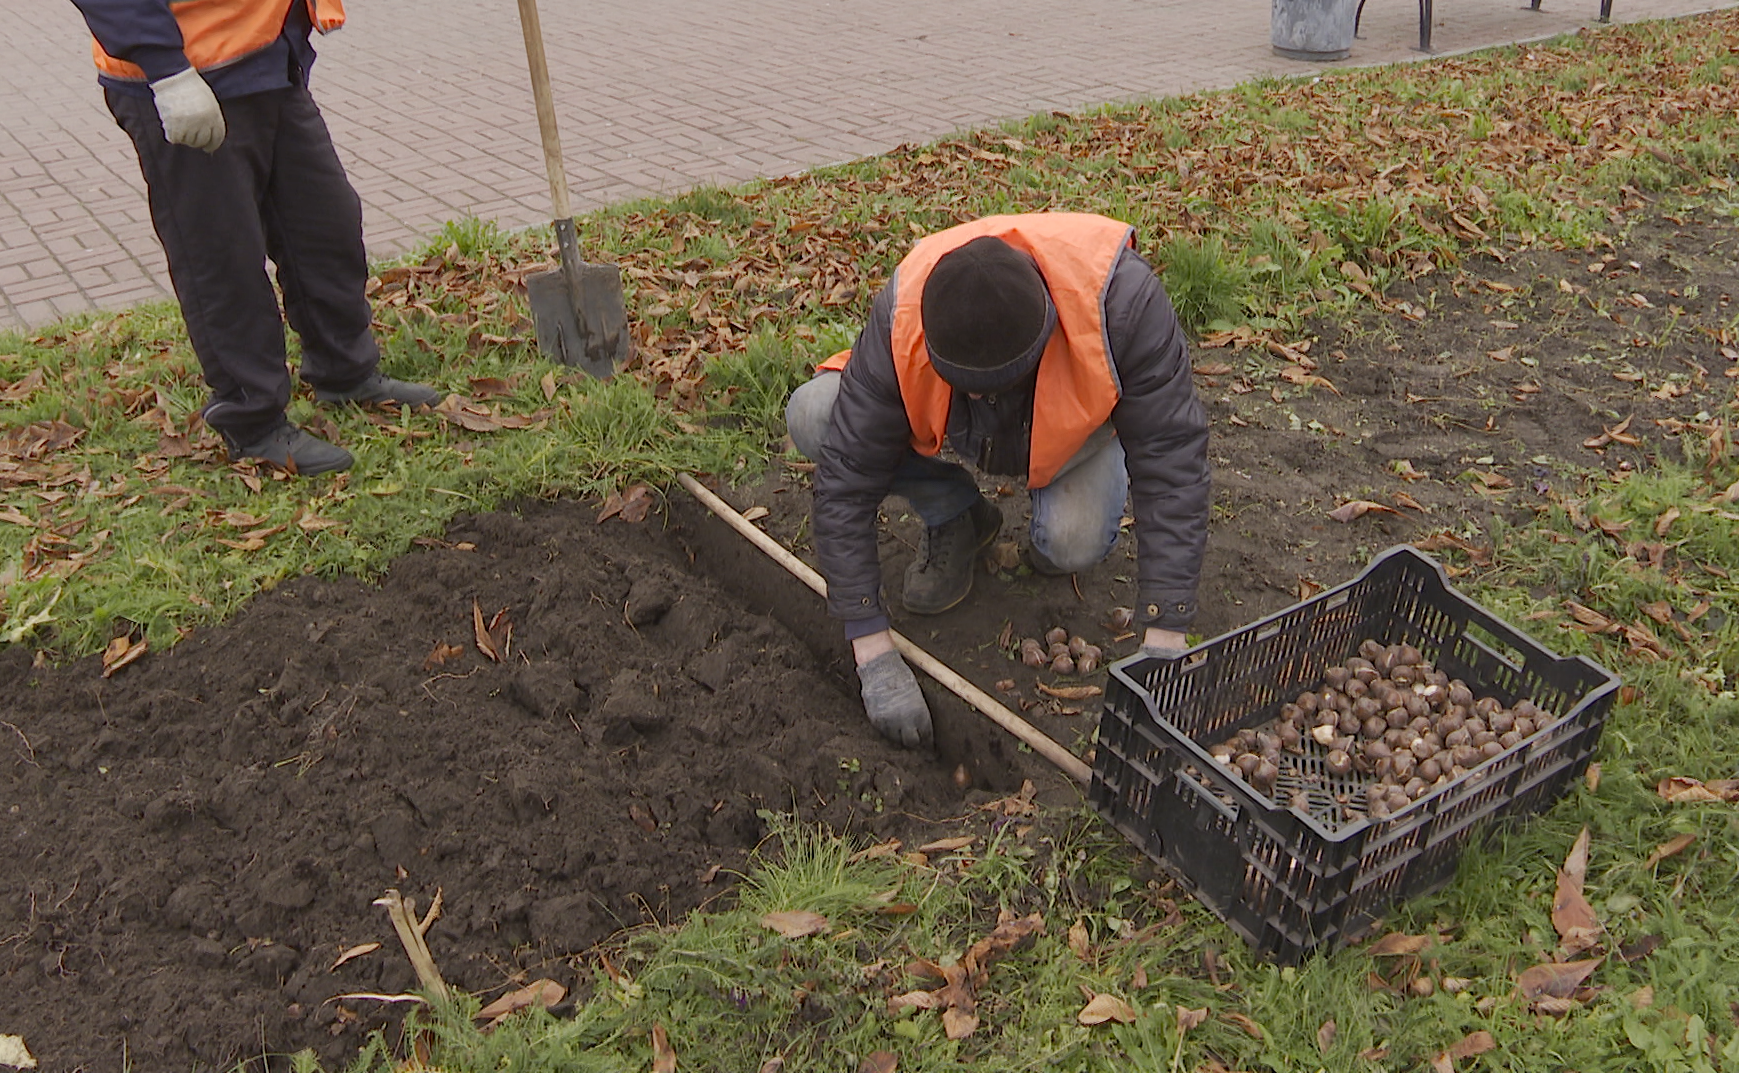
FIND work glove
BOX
[858,650,933,749]
[150,68,225,152]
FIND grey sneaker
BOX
[902,496,1002,615]
[223,424,353,476]
[313,372,441,409]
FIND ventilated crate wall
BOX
[1089,546,1620,963]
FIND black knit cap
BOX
[921,236,1054,393]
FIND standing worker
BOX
[71,0,440,475]
[785,213,1211,748]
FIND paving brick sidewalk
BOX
[2,0,1730,330]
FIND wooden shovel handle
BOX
[516,0,573,222]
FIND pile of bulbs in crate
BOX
[1209,639,1559,822]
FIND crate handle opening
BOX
[1463,621,1528,674]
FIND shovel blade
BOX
[526,264,631,380]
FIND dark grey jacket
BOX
[812,246,1211,636]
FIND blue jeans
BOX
[785,371,1128,572]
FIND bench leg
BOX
[1530,0,1542,9]
[1418,0,1434,51]
[1599,0,1612,20]
[1355,0,1368,37]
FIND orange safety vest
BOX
[819,213,1134,488]
[92,0,346,82]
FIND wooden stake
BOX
[373,888,447,999]
[677,473,1092,785]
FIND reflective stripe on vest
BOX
[819,214,1132,489]
[92,0,346,82]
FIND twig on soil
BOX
[373,888,448,1000]
[2,720,38,765]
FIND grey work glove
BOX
[857,650,933,749]
[150,68,226,152]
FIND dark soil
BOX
[4,206,1735,1072]
[0,501,1030,1072]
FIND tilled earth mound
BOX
[0,500,973,1072]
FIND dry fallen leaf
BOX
[1176,1005,1209,1033]
[759,910,829,938]
[1430,1029,1497,1073]
[1366,932,1434,957]
[1643,833,1696,868]
[1516,958,1601,999]
[962,912,1045,978]
[1035,682,1102,700]
[916,835,976,854]
[1317,1019,1337,1054]
[596,483,654,524]
[847,840,901,863]
[329,942,381,971]
[942,1006,980,1039]
[856,1052,897,1073]
[421,641,464,672]
[886,990,941,1015]
[1328,500,1401,523]
[1552,827,1603,956]
[100,635,148,678]
[476,979,565,1028]
[651,1022,676,1073]
[1585,762,1602,793]
[1077,992,1137,1025]
[741,505,770,522]
[1656,776,1739,803]
[1223,1010,1263,1039]
[472,600,512,662]
[1068,919,1091,959]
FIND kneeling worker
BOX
[786,213,1211,748]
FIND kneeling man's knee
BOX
[784,372,841,460]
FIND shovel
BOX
[515,0,631,378]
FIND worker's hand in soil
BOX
[1141,626,1188,661]
[150,68,226,152]
[855,643,934,750]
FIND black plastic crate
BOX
[1089,545,1620,963]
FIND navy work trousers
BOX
[108,84,379,445]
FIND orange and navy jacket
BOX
[810,213,1211,636]
[73,0,344,99]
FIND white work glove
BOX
[858,651,933,749]
[150,68,225,152]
